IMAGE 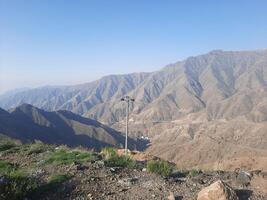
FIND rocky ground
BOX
[0,142,267,200]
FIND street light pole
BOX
[125,99,129,154]
[121,96,135,155]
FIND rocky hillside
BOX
[1,49,267,171]
[0,139,266,200]
[1,50,267,125]
[0,73,151,124]
[0,104,142,151]
[144,117,267,171]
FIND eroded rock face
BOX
[197,180,238,200]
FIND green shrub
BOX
[0,161,38,200]
[105,154,136,168]
[29,173,71,198]
[26,142,54,155]
[1,173,38,200]
[0,160,17,175]
[3,146,21,155]
[101,147,136,168]
[146,160,172,177]
[101,147,117,160]
[0,142,17,152]
[49,174,72,185]
[45,149,94,165]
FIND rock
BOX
[197,180,238,200]
[106,191,112,195]
[87,193,93,200]
[168,192,176,200]
[30,168,46,178]
[174,177,187,184]
[109,167,122,173]
[68,161,87,171]
[118,177,138,186]
[260,171,267,178]
[110,167,116,172]
[236,171,251,187]
[251,170,261,176]
[119,188,128,192]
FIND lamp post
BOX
[121,96,135,155]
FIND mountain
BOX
[0,104,142,151]
[1,50,267,125]
[0,73,151,124]
[1,49,267,170]
[144,117,267,171]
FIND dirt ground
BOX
[1,148,267,200]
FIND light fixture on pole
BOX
[121,96,135,155]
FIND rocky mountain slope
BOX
[0,73,151,124]
[144,117,267,171]
[1,50,267,125]
[0,104,140,150]
[1,49,267,170]
[0,139,266,200]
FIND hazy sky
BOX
[1,0,267,94]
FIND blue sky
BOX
[1,0,267,94]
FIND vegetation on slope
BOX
[146,160,173,177]
[0,138,266,199]
[102,147,136,168]
[0,139,141,199]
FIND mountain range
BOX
[0,104,143,151]
[1,49,267,170]
[1,49,267,125]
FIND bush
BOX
[0,161,38,200]
[105,154,136,168]
[0,160,17,175]
[26,142,54,155]
[101,147,117,160]
[146,160,172,177]
[49,174,71,186]
[1,173,38,200]
[0,142,17,152]
[28,173,72,198]
[101,147,136,168]
[45,149,94,165]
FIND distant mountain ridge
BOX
[0,104,141,150]
[1,49,267,125]
[1,49,267,170]
[0,73,151,124]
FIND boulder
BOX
[197,180,238,200]
[236,171,251,187]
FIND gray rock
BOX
[197,180,238,200]
[236,171,251,187]
[118,177,138,186]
